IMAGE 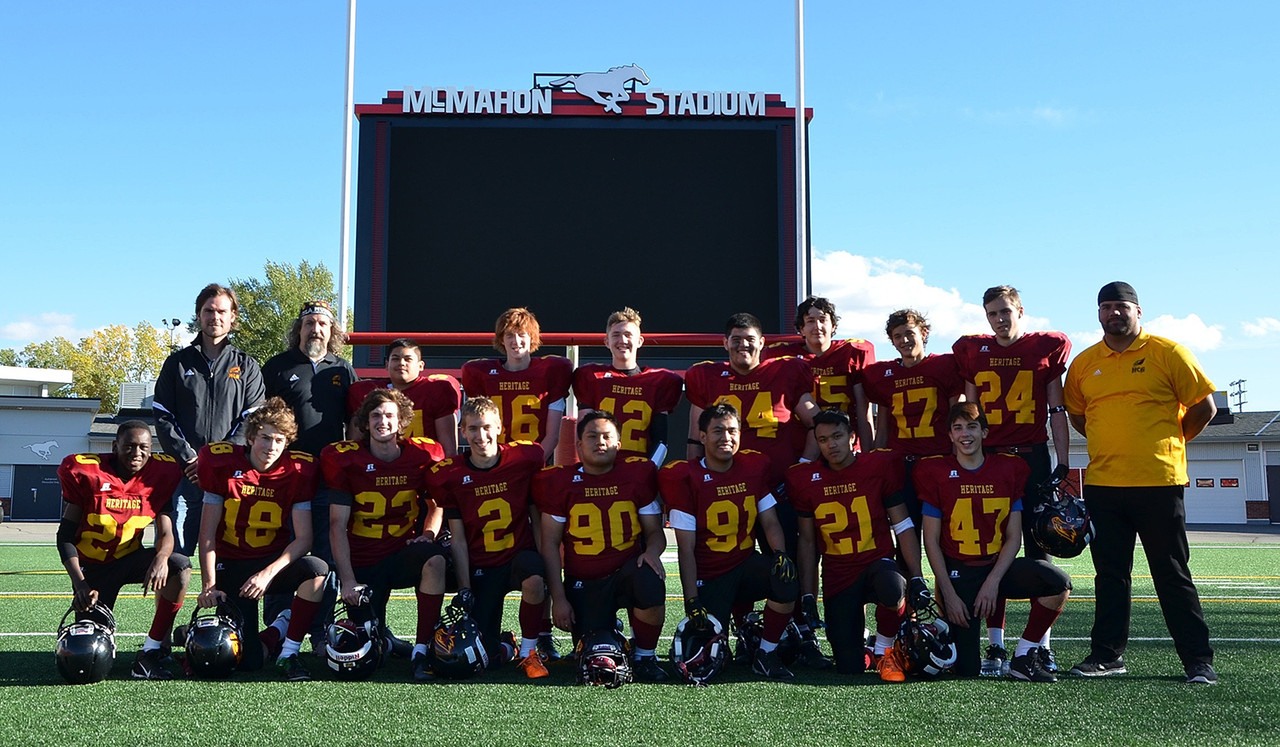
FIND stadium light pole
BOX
[794,0,809,307]
[338,0,357,327]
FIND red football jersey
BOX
[861,354,964,456]
[915,453,1028,563]
[572,364,684,458]
[532,457,660,581]
[684,356,814,485]
[58,452,183,565]
[197,443,320,560]
[321,437,446,567]
[951,332,1071,447]
[658,451,775,580]
[427,442,544,569]
[763,338,876,415]
[346,375,462,442]
[786,449,905,598]
[460,356,573,445]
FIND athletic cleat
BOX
[277,653,311,682]
[1185,662,1218,685]
[411,652,437,683]
[980,645,1009,677]
[632,655,669,683]
[1070,655,1127,677]
[536,633,561,662]
[383,625,412,659]
[733,640,752,667]
[751,648,795,681]
[795,636,834,670]
[1009,648,1057,683]
[131,648,174,680]
[171,624,189,649]
[517,650,549,679]
[500,631,519,663]
[877,648,906,683]
[1038,646,1059,674]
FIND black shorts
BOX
[696,551,798,630]
[470,548,545,651]
[215,554,329,671]
[565,560,665,637]
[945,557,1072,676]
[353,540,451,622]
[823,558,905,675]
[81,548,191,610]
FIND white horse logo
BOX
[548,64,650,114]
[24,440,59,460]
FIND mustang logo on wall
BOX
[548,64,649,114]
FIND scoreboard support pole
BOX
[794,0,809,303]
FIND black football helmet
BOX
[1032,479,1094,558]
[185,601,244,679]
[669,612,728,686]
[325,587,384,680]
[55,604,116,685]
[894,599,956,678]
[733,610,801,665]
[431,602,489,679]
[575,628,633,688]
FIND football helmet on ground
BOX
[432,601,489,679]
[575,628,633,688]
[55,604,116,685]
[669,612,728,686]
[185,601,244,679]
[1031,478,1094,559]
[325,587,384,680]
[894,599,956,678]
[733,610,801,665]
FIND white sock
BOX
[412,643,428,658]
[874,634,895,656]
[142,636,164,652]
[1040,629,1052,648]
[759,639,779,653]
[988,628,1005,648]
[1014,638,1037,658]
[635,647,655,659]
[520,637,538,658]
[278,637,303,661]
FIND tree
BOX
[228,260,350,365]
[2,323,169,411]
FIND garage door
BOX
[1185,459,1246,524]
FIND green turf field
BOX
[2,541,1278,746]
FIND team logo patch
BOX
[182,367,196,377]
[228,366,241,380]
[233,471,243,478]
[572,580,584,589]
[720,370,730,377]
[572,474,583,483]
[1093,369,1102,376]
[365,464,375,472]
[703,474,712,482]
[99,484,111,492]
[980,345,989,353]
[289,374,300,382]
[462,475,472,484]
[331,375,342,386]
[810,473,821,482]
[489,369,498,375]
[1131,357,1146,374]
[883,368,893,376]
[950,570,960,579]
[949,470,959,478]
[548,64,649,114]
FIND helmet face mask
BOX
[431,605,488,679]
[670,613,728,686]
[895,600,956,678]
[55,604,117,685]
[185,602,244,679]
[575,628,633,688]
[325,588,384,680]
[1032,480,1094,558]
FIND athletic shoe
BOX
[517,650,550,679]
[1185,662,1218,685]
[1038,646,1059,674]
[171,624,189,649]
[751,648,795,681]
[411,652,437,683]
[877,648,906,683]
[131,648,174,680]
[383,625,412,659]
[536,633,561,662]
[1009,648,1057,683]
[1069,655,1127,677]
[277,653,311,682]
[795,636,834,670]
[632,656,669,683]
[733,639,752,667]
[980,645,1009,677]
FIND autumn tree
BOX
[1,322,169,411]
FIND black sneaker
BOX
[632,656,669,683]
[1038,646,1059,674]
[751,647,795,681]
[1185,662,1218,685]
[1009,648,1058,683]
[412,652,437,683]
[131,648,174,680]
[277,654,311,682]
[733,639,752,667]
[171,624,189,649]
[796,636,833,670]
[383,626,412,659]
[536,633,561,662]
[980,645,1009,677]
[1070,655,1127,677]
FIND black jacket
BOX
[262,347,358,456]
[152,340,265,463]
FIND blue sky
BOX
[3,2,1277,409]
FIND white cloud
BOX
[1242,317,1280,338]
[0,312,83,345]
[1145,314,1224,352]
[811,251,1054,346]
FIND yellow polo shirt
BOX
[1064,330,1214,487]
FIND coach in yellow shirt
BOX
[1063,281,1217,684]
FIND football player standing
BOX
[952,285,1072,675]
[346,338,461,456]
[427,397,551,679]
[917,403,1072,682]
[56,421,189,680]
[323,388,449,683]
[196,398,329,681]
[536,411,670,682]
[660,403,799,680]
[788,410,929,680]
[572,307,684,464]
